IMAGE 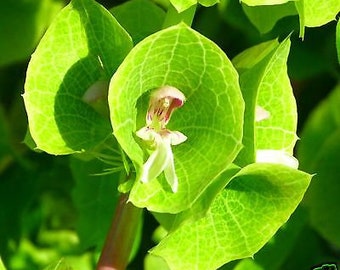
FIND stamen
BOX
[147,86,186,128]
[136,86,186,193]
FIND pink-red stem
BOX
[96,193,142,270]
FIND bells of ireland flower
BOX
[136,86,187,193]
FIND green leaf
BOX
[162,4,197,28]
[169,0,196,13]
[0,0,63,66]
[23,0,133,154]
[297,85,340,171]
[303,130,340,248]
[170,0,219,13]
[295,0,340,37]
[151,163,312,270]
[240,0,292,6]
[23,128,42,153]
[233,38,297,166]
[199,0,221,8]
[233,208,307,270]
[218,0,259,34]
[299,0,340,26]
[110,0,166,44]
[254,39,297,154]
[242,2,297,34]
[70,156,120,250]
[144,254,170,270]
[0,257,6,270]
[298,85,340,248]
[153,164,240,231]
[109,23,244,213]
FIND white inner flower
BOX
[136,86,187,193]
[256,149,299,169]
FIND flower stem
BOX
[96,193,142,270]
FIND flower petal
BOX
[136,85,186,192]
[139,138,171,183]
[167,130,187,146]
[136,127,155,142]
[256,149,299,169]
[163,148,179,193]
[147,86,186,127]
[150,85,185,106]
[255,105,270,122]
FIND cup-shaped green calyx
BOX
[136,86,187,193]
[109,23,244,213]
[23,0,133,154]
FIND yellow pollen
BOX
[163,97,170,108]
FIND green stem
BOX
[96,193,142,270]
[162,4,197,28]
